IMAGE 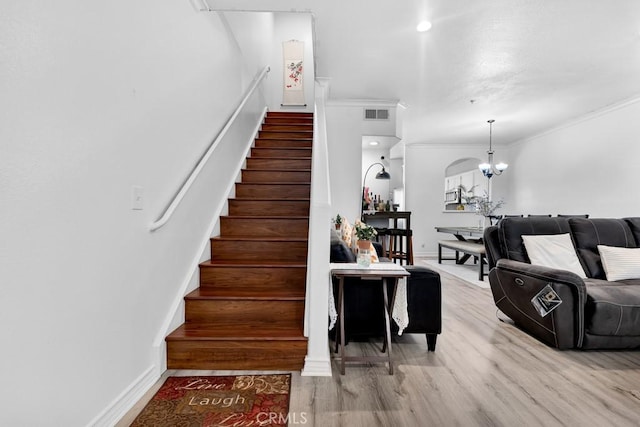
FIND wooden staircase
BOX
[166,111,313,370]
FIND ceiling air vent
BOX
[364,109,390,120]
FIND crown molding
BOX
[325,98,400,108]
[406,142,509,150]
[511,94,640,147]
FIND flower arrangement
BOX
[474,192,505,217]
[354,220,377,241]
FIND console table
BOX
[331,263,410,375]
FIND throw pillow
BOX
[522,233,587,278]
[330,238,357,263]
[341,218,353,248]
[368,241,379,263]
[597,245,640,281]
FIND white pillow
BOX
[597,245,640,281]
[522,233,587,278]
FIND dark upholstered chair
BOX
[330,233,442,350]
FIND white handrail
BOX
[150,65,270,232]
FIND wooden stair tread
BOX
[250,149,312,158]
[186,288,304,300]
[267,112,313,116]
[239,174,311,177]
[167,324,306,340]
[264,119,313,123]
[236,181,311,185]
[236,182,310,185]
[200,260,306,268]
[251,147,312,150]
[230,197,310,202]
[254,143,312,149]
[212,236,307,242]
[221,215,309,220]
[248,157,311,160]
[243,170,311,173]
[257,139,312,141]
[260,129,313,132]
[258,137,313,140]
[256,132,312,134]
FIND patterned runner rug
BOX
[130,374,291,426]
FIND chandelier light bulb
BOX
[478,120,508,178]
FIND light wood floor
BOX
[118,259,640,426]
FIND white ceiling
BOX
[211,0,640,146]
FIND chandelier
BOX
[478,119,508,178]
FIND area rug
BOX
[420,258,490,289]
[130,374,291,427]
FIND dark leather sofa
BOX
[330,232,442,350]
[484,216,640,349]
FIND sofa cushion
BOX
[330,229,356,263]
[584,278,640,336]
[623,217,640,246]
[483,226,501,269]
[569,218,637,279]
[498,217,571,263]
[597,245,640,281]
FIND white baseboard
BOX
[88,365,158,427]
[301,357,333,377]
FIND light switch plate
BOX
[132,186,144,210]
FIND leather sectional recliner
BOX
[484,216,640,349]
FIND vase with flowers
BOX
[354,220,377,267]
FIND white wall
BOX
[326,101,399,223]
[404,144,510,257]
[223,12,275,89]
[0,2,272,425]
[507,98,640,217]
[325,105,364,223]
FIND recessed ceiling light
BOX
[417,21,432,32]
[369,141,379,146]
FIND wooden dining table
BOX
[435,225,485,266]
[434,226,484,240]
